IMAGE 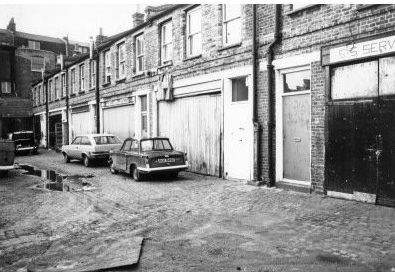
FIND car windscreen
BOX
[94,136,122,145]
[12,133,34,141]
[141,139,173,152]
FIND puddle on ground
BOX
[17,164,96,192]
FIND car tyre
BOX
[83,156,91,167]
[170,172,178,179]
[110,161,118,174]
[131,165,141,182]
[63,153,70,163]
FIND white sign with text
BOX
[329,35,395,63]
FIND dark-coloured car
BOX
[11,131,38,155]
[109,137,189,181]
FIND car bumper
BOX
[138,164,189,173]
[0,165,14,170]
[90,153,110,159]
[16,147,36,151]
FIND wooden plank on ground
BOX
[27,233,143,272]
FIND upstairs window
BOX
[61,73,66,97]
[28,40,40,50]
[161,21,173,64]
[32,87,36,106]
[31,56,44,72]
[89,60,96,89]
[117,42,126,79]
[39,85,43,104]
[186,6,202,57]
[48,79,53,101]
[1,81,11,94]
[71,68,76,94]
[79,64,85,91]
[135,35,144,73]
[54,77,59,100]
[291,4,312,11]
[104,50,111,83]
[223,5,241,46]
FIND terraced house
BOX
[32,4,395,206]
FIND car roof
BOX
[124,136,170,141]
[75,134,117,137]
[13,131,34,134]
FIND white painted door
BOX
[71,111,91,139]
[224,77,252,180]
[103,105,135,141]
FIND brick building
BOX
[32,4,395,206]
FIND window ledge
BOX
[102,82,111,87]
[70,93,76,97]
[285,4,319,16]
[132,72,145,78]
[54,99,60,102]
[89,87,96,92]
[218,42,242,52]
[61,96,66,100]
[183,54,202,62]
[78,90,85,94]
[159,60,173,68]
[116,77,126,84]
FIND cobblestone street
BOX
[0,150,394,272]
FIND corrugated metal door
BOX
[159,94,221,176]
[103,105,135,141]
[71,111,91,139]
[283,93,311,182]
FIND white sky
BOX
[0,3,146,43]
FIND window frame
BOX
[103,50,111,84]
[54,76,59,100]
[161,21,173,64]
[186,6,202,58]
[89,60,96,89]
[71,68,76,94]
[28,40,40,50]
[117,42,126,79]
[79,64,85,92]
[222,4,242,46]
[135,34,144,73]
[1,81,11,94]
[61,73,66,98]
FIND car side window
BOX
[130,140,139,152]
[122,140,132,151]
[72,137,81,145]
[80,137,91,145]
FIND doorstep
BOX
[276,180,312,194]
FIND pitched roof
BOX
[15,31,64,44]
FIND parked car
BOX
[61,134,122,167]
[0,139,15,177]
[10,131,38,155]
[109,137,189,181]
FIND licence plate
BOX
[157,158,175,163]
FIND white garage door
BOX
[159,94,221,176]
[71,111,91,139]
[102,105,135,141]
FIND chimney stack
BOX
[7,17,16,32]
[132,13,144,28]
[95,27,107,46]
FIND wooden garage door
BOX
[103,105,135,141]
[71,111,91,139]
[159,94,221,176]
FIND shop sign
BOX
[329,35,395,64]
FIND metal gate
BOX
[327,58,395,207]
[55,123,63,151]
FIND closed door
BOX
[224,77,252,180]
[283,93,311,182]
[103,105,135,141]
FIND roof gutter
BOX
[266,4,281,187]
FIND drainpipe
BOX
[65,68,69,145]
[45,79,49,149]
[252,4,260,182]
[266,4,281,187]
[95,51,100,133]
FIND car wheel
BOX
[170,172,178,179]
[131,165,141,181]
[110,161,118,174]
[83,156,91,167]
[63,153,70,163]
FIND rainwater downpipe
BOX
[95,51,100,133]
[252,4,260,182]
[266,4,281,187]
[45,78,49,149]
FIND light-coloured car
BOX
[61,134,122,167]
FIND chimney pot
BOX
[132,12,144,28]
